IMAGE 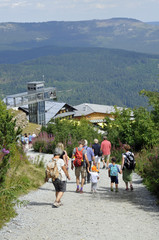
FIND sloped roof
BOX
[73,103,123,117]
[45,101,66,124]
[18,101,76,124]
[45,101,77,123]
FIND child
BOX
[108,157,121,192]
[88,165,99,193]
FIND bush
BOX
[32,132,56,153]
[135,146,159,198]
[37,118,103,156]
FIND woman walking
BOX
[121,144,135,191]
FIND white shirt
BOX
[89,172,99,183]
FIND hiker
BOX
[56,142,69,170]
[92,138,102,171]
[108,157,121,192]
[28,133,33,149]
[24,133,29,152]
[32,132,36,138]
[121,144,135,191]
[88,165,99,193]
[101,136,111,169]
[84,140,95,183]
[71,139,89,193]
[45,147,70,208]
[21,134,25,146]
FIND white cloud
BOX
[0,0,159,22]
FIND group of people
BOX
[46,137,135,208]
[21,132,36,151]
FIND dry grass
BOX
[22,122,42,136]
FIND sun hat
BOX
[92,165,99,172]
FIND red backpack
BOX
[73,147,84,167]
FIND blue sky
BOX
[0,0,158,23]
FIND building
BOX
[4,81,56,125]
[73,103,123,124]
[45,101,77,124]
[19,101,77,124]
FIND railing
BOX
[5,87,56,108]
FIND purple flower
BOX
[2,148,10,155]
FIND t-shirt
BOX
[101,140,111,155]
[85,147,94,162]
[28,135,32,142]
[92,143,100,156]
[54,158,66,181]
[89,172,99,183]
[24,137,29,144]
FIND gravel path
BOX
[0,151,159,240]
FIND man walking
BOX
[71,140,89,193]
[101,136,111,169]
[92,138,101,171]
[84,139,95,183]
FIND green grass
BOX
[0,153,45,229]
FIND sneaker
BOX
[59,201,63,206]
[111,188,114,192]
[130,185,133,191]
[80,189,83,194]
[52,201,60,208]
[115,189,119,192]
[76,188,80,193]
[102,165,105,169]
[125,188,129,191]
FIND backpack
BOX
[124,152,136,170]
[110,165,118,176]
[73,147,84,167]
[45,158,59,181]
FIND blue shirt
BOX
[85,146,94,162]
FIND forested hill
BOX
[0,46,159,108]
[0,18,159,54]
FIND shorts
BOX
[95,156,101,164]
[102,155,110,161]
[110,176,118,184]
[52,178,66,192]
[91,182,97,191]
[75,166,86,179]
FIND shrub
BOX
[38,118,103,156]
[32,132,56,153]
[135,146,159,198]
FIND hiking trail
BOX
[0,151,159,240]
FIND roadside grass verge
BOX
[0,151,45,229]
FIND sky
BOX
[0,0,159,23]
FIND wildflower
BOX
[2,148,10,155]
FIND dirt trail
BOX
[0,151,159,240]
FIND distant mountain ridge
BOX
[0,18,159,54]
[0,46,159,108]
[0,18,159,109]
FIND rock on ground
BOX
[0,151,159,240]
